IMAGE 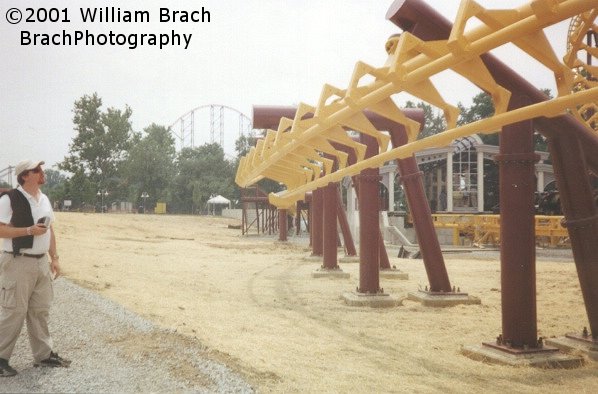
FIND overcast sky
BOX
[0,0,571,183]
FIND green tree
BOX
[59,93,134,206]
[61,171,97,210]
[457,92,498,145]
[404,101,446,139]
[457,91,551,150]
[171,143,236,214]
[231,134,255,203]
[458,92,495,124]
[122,124,176,211]
[41,168,68,207]
[234,134,257,159]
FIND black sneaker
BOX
[34,352,71,368]
[0,358,18,377]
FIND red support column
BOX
[398,159,451,291]
[402,167,450,287]
[336,188,357,256]
[267,208,272,235]
[357,134,381,293]
[256,202,260,234]
[278,209,288,242]
[333,139,398,269]
[323,183,339,269]
[386,119,451,290]
[379,235,392,270]
[544,128,598,340]
[385,0,558,347]
[496,94,540,349]
[349,173,391,270]
[307,194,313,247]
[311,187,324,256]
[296,201,302,236]
[241,201,247,235]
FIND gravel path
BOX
[1,278,254,393]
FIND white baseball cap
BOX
[15,160,45,177]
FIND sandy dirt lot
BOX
[54,212,598,393]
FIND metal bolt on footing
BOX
[537,337,544,348]
[356,287,381,295]
[583,327,589,337]
[496,334,503,345]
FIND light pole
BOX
[141,192,149,213]
[97,190,109,213]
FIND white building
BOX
[344,135,553,237]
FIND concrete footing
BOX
[341,292,402,308]
[311,267,350,279]
[461,343,584,368]
[546,335,598,361]
[338,256,360,264]
[380,268,409,280]
[407,290,481,307]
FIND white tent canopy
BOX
[206,195,231,215]
[207,195,230,205]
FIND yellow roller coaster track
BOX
[236,0,598,209]
[565,9,598,130]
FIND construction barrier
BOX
[423,214,569,248]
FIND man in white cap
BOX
[0,160,70,377]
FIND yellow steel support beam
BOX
[269,87,598,208]
[236,0,597,209]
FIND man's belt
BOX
[3,251,46,259]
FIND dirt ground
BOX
[54,212,598,393]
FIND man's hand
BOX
[30,223,48,236]
[50,257,61,278]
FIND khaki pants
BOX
[0,253,53,362]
